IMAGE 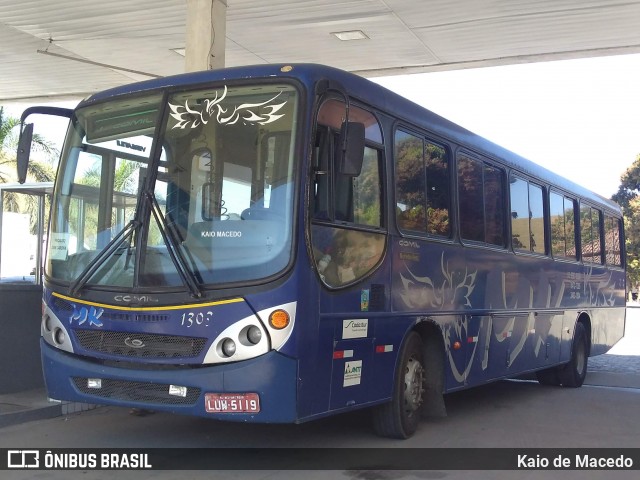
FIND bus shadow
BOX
[168,379,552,446]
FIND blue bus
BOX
[17,64,625,438]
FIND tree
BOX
[613,154,640,291]
[0,106,58,185]
[1,106,59,235]
[613,154,640,208]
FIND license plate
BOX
[205,393,260,413]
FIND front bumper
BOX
[41,339,298,423]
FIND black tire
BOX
[558,322,589,388]
[372,331,425,439]
[535,367,562,386]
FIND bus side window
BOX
[510,176,546,254]
[312,126,332,220]
[550,192,578,260]
[604,215,622,266]
[483,164,506,246]
[458,154,505,246]
[565,199,577,259]
[528,183,545,254]
[350,146,382,227]
[395,130,451,237]
[580,205,603,264]
[333,145,355,223]
[317,139,382,226]
[458,155,484,242]
[395,130,426,231]
[312,100,383,227]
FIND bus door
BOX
[309,95,386,412]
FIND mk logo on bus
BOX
[69,305,104,327]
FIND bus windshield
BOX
[47,83,299,290]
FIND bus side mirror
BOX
[337,121,365,177]
[17,123,34,184]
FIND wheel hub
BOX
[403,357,424,413]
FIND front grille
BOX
[52,296,74,316]
[73,377,200,405]
[74,329,207,359]
[109,313,169,323]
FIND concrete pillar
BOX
[185,0,227,72]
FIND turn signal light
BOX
[269,309,290,330]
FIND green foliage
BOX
[1,106,58,232]
[622,196,640,289]
[614,154,640,290]
[1,105,59,184]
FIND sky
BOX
[4,53,640,199]
[372,53,640,200]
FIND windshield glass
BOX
[47,83,299,289]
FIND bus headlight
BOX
[220,338,236,357]
[41,305,74,354]
[204,316,269,364]
[43,314,53,332]
[53,327,66,346]
[246,326,262,345]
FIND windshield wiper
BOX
[69,220,139,297]
[145,191,202,298]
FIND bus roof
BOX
[80,63,621,215]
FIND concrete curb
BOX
[584,371,640,390]
[0,389,97,429]
[0,402,63,429]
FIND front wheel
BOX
[559,322,589,388]
[372,332,425,439]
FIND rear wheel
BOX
[559,322,589,388]
[373,332,425,439]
